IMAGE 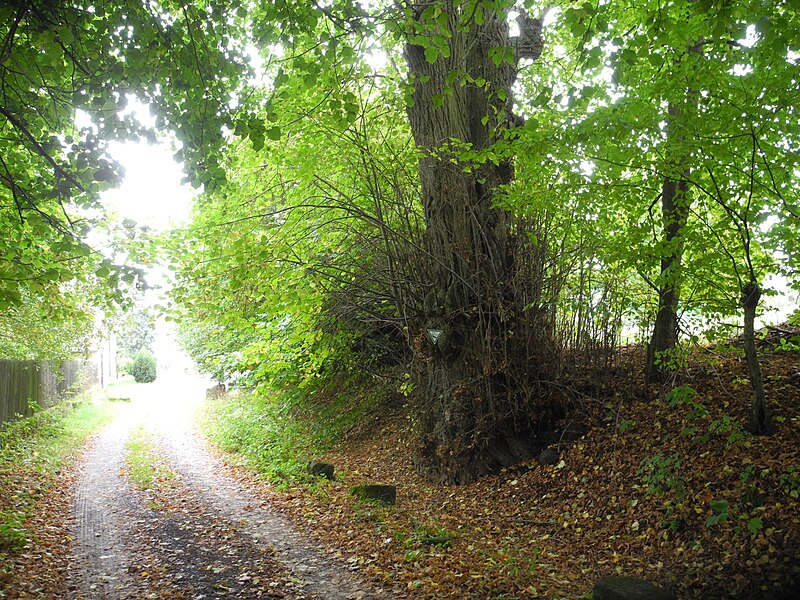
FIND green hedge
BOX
[130,350,157,383]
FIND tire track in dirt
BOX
[67,412,145,599]
[149,375,399,600]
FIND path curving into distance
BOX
[67,373,399,600]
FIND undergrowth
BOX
[0,390,121,553]
[199,376,392,484]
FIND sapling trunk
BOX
[741,282,774,435]
[646,102,691,385]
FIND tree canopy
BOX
[1,0,252,356]
[2,0,798,480]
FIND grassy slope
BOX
[200,380,389,484]
[201,344,800,600]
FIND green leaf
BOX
[303,73,317,88]
[710,500,729,513]
[58,27,74,45]
[420,5,440,21]
[746,517,763,534]
[705,513,725,527]
[618,48,637,65]
[424,46,439,64]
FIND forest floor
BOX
[248,332,800,599]
[1,332,799,599]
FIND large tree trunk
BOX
[741,283,774,435]
[645,102,691,384]
[403,3,545,484]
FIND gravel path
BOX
[67,374,397,600]
[67,409,146,599]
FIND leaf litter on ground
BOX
[2,336,798,599]
[229,342,799,599]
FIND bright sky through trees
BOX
[102,140,195,231]
[76,98,195,231]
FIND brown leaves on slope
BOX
[255,345,800,599]
[0,457,78,598]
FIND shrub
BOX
[130,350,157,383]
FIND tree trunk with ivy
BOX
[645,175,690,384]
[403,2,546,484]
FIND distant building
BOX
[93,334,118,388]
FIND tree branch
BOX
[0,105,86,194]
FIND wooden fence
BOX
[0,359,97,427]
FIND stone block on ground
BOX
[538,447,559,465]
[593,576,675,600]
[307,461,335,480]
[350,484,396,505]
[205,383,227,399]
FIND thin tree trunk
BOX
[741,282,774,435]
[646,102,691,384]
[645,177,689,383]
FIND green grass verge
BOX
[199,378,390,485]
[124,426,175,491]
[0,390,123,553]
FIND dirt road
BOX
[67,374,396,599]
